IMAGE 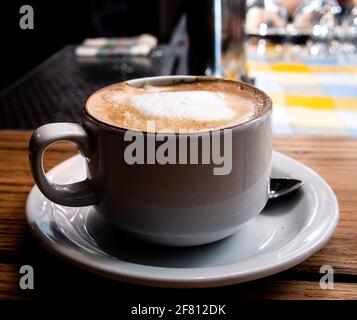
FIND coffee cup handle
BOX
[29,123,98,207]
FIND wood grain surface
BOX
[0,130,356,299]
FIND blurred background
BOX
[0,0,183,90]
[1,0,357,135]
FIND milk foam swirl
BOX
[112,91,236,121]
[85,79,268,133]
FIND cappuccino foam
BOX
[116,91,235,121]
[85,79,269,133]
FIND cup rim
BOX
[83,75,272,135]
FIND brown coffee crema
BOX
[85,78,271,133]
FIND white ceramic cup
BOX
[29,76,272,246]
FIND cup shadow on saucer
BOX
[67,187,304,269]
[84,210,239,268]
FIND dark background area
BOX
[0,0,183,91]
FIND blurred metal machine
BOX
[186,0,247,79]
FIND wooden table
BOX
[0,130,356,300]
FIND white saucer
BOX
[26,152,339,288]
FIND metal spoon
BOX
[269,178,304,200]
